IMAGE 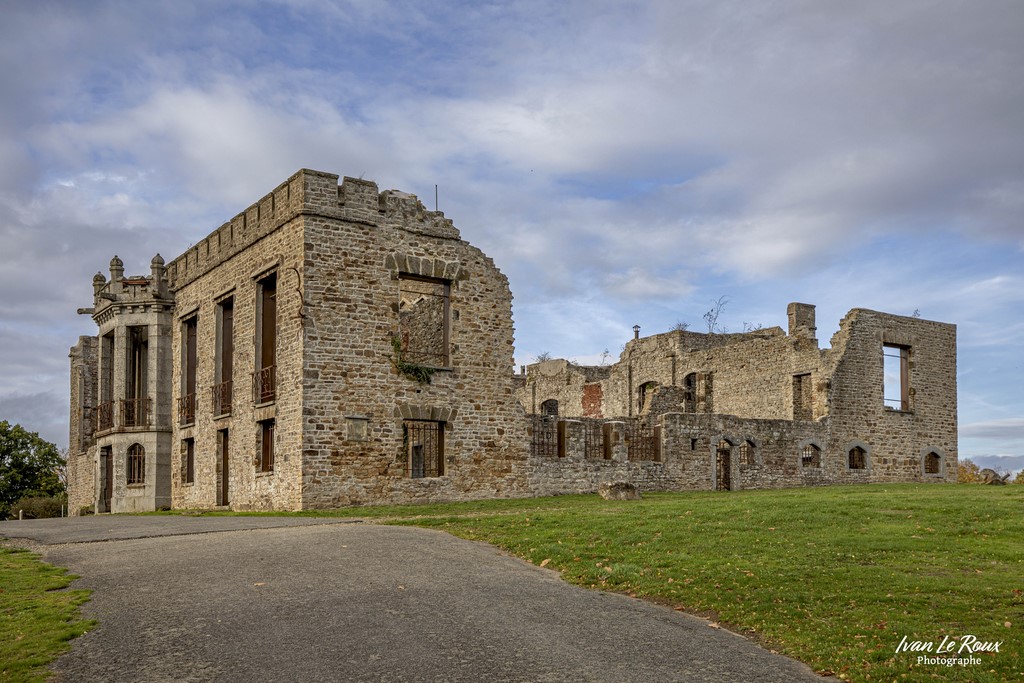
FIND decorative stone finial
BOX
[110,255,123,269]
[151,253,165,267]
[93,272,106,283]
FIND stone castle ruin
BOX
[67,169,958,513]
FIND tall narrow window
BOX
[255,273,277,403]
[405,420,444,478]
[398,275,449,367]
[124,326,149,426]
[179,316,197,425]
[259,419,275,473]
[183,438,195,484]
[793,373,812,420]
[637,381,658,414]
[214,298,234,415]
[98,332,114,431]
[883,344,910,411]
[218,429,230,505]
[739,439,757,465]
[683,373,697,412]
[127,443,146,484]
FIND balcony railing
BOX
[96,401,114,432]
[212,380,233,416]
[177,393,196,426]
[121,397,151,428]
[253,366,276,404]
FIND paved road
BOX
[1,517,830,682]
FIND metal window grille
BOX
[96,402,114,432]
[530,415,558,458]
[259,420,275,472]
[802,444,821,468]
[583,419,604,460]
[178,393,196,426]
[253,366,276,404]
[121,398,151,427]
[924,452,940,474]
[212,380,233,416]
[127,444,145,484]
[406,421,444,478]
[625,421,660,462]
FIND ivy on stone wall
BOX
[390,336,435,384]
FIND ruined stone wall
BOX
[67,336,98,514]
[515,360,610,418]
[824,309,958,482]
[298,176,531,507]
[170,216,306,511]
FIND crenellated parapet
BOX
[166,169,459,291]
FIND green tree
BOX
[0,421,65,519]
[957,458,981,483]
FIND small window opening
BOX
[127,443,146,484]
[801,443,821,468]
[739,439,757,465]
[183,438,195,484]
[259,419,275,473]
[793,373,812,420]
[405,420,444,478]
[540,399,559,417]
[923,451,941,474]
[848,446,867,470]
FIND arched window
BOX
[801,443,821,468]
[637,381,658,413]
[923,451,941,474]
[848,446,867,470]
[127,443,145,484]
[739,439,757,465]
[540,399,559,417]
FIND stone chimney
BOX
[787,302,817,342]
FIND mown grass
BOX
[155,483,1023,681]
[0,548,93,683]
[381,484,1021,683]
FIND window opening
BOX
[637,381,658,414]
[254,273,277,403]
[849,446,867,470]
[540,399,559,417]
[793,373,812,420]
[801,443,821,468]
[883,344,910,411]
[683,373,697,412]
[739,439,757,466]
[716,441,732,491]
[123,326,150,427]
[184,438,195,484]
[127,443,146,485]
[405,420,444,478]
[923,451,941,474]
[214,298,234,415]
[180,316,197,425]
[259,419,275,472]
[398,276,450,367]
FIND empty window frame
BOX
[883,344,910,411]
[801,443,821,468]
[683,373,697,412]
[180,316,197,425]
[637,381,658,414]
[398,275,450,367]
[739,439,757,466]
[405,420,444,478]
[258,419,275,473]
[254,272,277,403]
[183,438,195,484]
[539,399,559,417]
[848,446,867,470]
[793,373,813,420]
[923,451,941,475]
[214,297,234,416]
[127,443,146,485]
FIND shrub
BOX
[9,495,66,519]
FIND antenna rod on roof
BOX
[435,184,438,212]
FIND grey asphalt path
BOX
[2,517,830,682]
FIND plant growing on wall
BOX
[390,336,435,384]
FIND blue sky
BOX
[1,0,1022,473]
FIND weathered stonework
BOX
[67,171,957,513]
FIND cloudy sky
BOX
[1,0,1022,472]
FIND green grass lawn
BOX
[0,548,93,683]
[6,484,1021,682]
[377,484,1021,683]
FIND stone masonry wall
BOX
[67,336,98,514]
[298,176,531,507]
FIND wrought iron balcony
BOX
[211,380,232,416]
[253,366,276,404]
[177,393,196,426]
[121,397,152,428]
